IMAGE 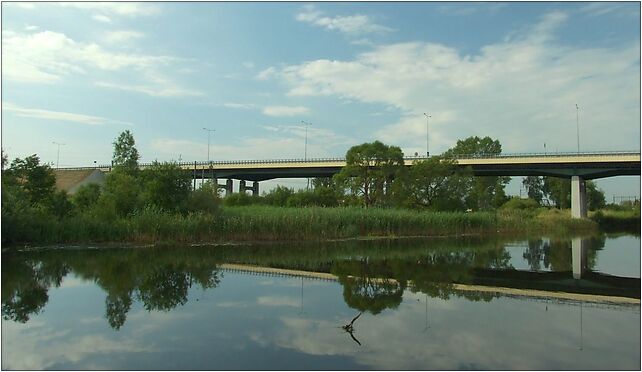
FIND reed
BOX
[3,205,598,246]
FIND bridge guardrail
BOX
[54,150,641,170]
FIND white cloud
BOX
[57,2,159,17]
[242,61,255,69]
[2,30,176,83]
[262,106,310,117]
[92,14,112,23]
[24,24,39,31]
[222,103,257,110]
[256,296,300,307]
[95,80,202,98]
[256,67,277,80]
[264,11,640,153]
[103,30,144,44]
[2,102,133,126]
[296,5,393,35]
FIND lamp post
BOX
[575,104,580,153]
[301,121,312,189]
[52,141,66,169]
[423,113,431,157]
[202,128,215,163]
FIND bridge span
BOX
[57,151,640,218]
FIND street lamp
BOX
[575,104,580,153]
[202,127,215,163]
[52,141,66,169]
[423,113,431,157]
[301,121,312,190]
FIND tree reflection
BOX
[523,236,605,272]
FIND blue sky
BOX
[2,2,640,198]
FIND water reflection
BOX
[2,235,638,331]
[1,235,640,370]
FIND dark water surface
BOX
[2,234,640,370]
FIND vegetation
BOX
[1,132,634,247]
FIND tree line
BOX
[2,130,609,241]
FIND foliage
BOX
[49,190,74,218]
[334,141,405,207]
[443,136,510,210]
[112,130,140,175]
[400,157,470,210]
[223,192,260,206]
[140,161,193,212]
[72,183,102,211]
[500,197,541,211]
[101,169,141,217]
[184,182,221,214]
[542,177,605,210]
[522,176,545,203]
[4,155,56,205]
[262,185,295,206]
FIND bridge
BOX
[57,151,640,218]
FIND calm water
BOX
[2,233,640,370]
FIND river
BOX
[2,233,639,370]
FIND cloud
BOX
[262,11,640,153]
[296,5,393,35]
[256,67,277,80]
[57,2,159,17]
[242,61,255,69]
[3,29,200,99]
[2,30,176,83]
[92,14,112,23]
[256,296,300,307]
[2,103,133,126]
[103,30,145,44]
[262,106,310,117]
[222,103,257,110]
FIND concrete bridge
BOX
[57,151,640,218]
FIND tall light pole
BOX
[423,113,431,157]
[52,141,65,169]
[202,127,215,163]
[575,104,580,153]
[301,120,312,190]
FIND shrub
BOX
[501,197,540,210]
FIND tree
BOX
[262,185,295,207]
[586,181,606,210]
[522,176,545,204]
[72,183,102,211]
[443,136,510,210]
[140,161,192,212]
[184,182,221,214]
[334,141,405,207]
[5,155,56,205]
[400,156,470,210]
[100,169,141,217]
[112,130,140,175]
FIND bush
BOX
[72,183,102,211]
[223,192,260,206]
[185,182,221,214]
[501,197,540,210]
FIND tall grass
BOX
[3,205,598,246]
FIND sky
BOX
[1,1,640,199]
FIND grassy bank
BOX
[3,205,598,246]
[590,209,640,233]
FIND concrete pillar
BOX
[239,180,246,193]
[252,181,259,196]
[571,176,587,218]
[225,179,233,196]
[572,238,587,279]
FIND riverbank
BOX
[3,206,598,247]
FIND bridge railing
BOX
[55,150,640,170]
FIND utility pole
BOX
[575,104,580,153]
[423,113,431,157]
[52,141,66,169]
[202,127,215,163]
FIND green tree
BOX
[586,181,606,210]
[185,182,221,214]
[543,177,570,208]
[263,185,295,206]
[400,156,470,210]
[72,183,102,211]
[100,169,141,217]
[112,130,140,175]
[443,136,510,210]
[5,155,56,205]
[334,141,405,207]
[140,161,192,212]
[522,176,545,204]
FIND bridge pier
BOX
[571,176,587,218]
[225,179,233,196]
[238,180,259,196]
[572,238,587,279]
